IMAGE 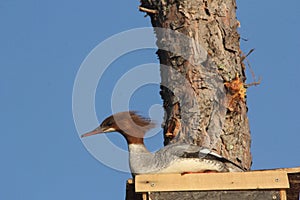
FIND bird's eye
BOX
[106,121,113,126]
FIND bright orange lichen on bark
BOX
[165,117,181,139]
[224,74,247,111]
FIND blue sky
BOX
[1,1,300,199]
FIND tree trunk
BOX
[140,0,251,170]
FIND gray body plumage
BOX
[128,143,244,175]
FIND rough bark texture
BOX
[140,0,251,170]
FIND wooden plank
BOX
[128,179,134,184]
[280,189,287,200]
[257,167,300,174]
[147,190,282,200]
[135,171,289,192]
[278,167,300,174]
[142,193,147,200]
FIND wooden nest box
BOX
[126,167,300,200]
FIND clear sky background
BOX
[1,1,300,200]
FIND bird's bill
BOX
[81,129,102,138]
[81,127,116,138]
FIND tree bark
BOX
[140,0,251,170]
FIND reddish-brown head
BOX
[81,111,155,144]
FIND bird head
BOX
[81,111,156,144]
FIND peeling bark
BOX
[140,0,251,170]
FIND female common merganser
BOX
[81,111,244,175]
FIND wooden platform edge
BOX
[135,168,293,192]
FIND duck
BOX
[81,111,244,176]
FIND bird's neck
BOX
[128,143,150,153]
[119,130,145,146]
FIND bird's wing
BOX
[198,147,245,171]
[163,143,206,158]
[163,143,245,171]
